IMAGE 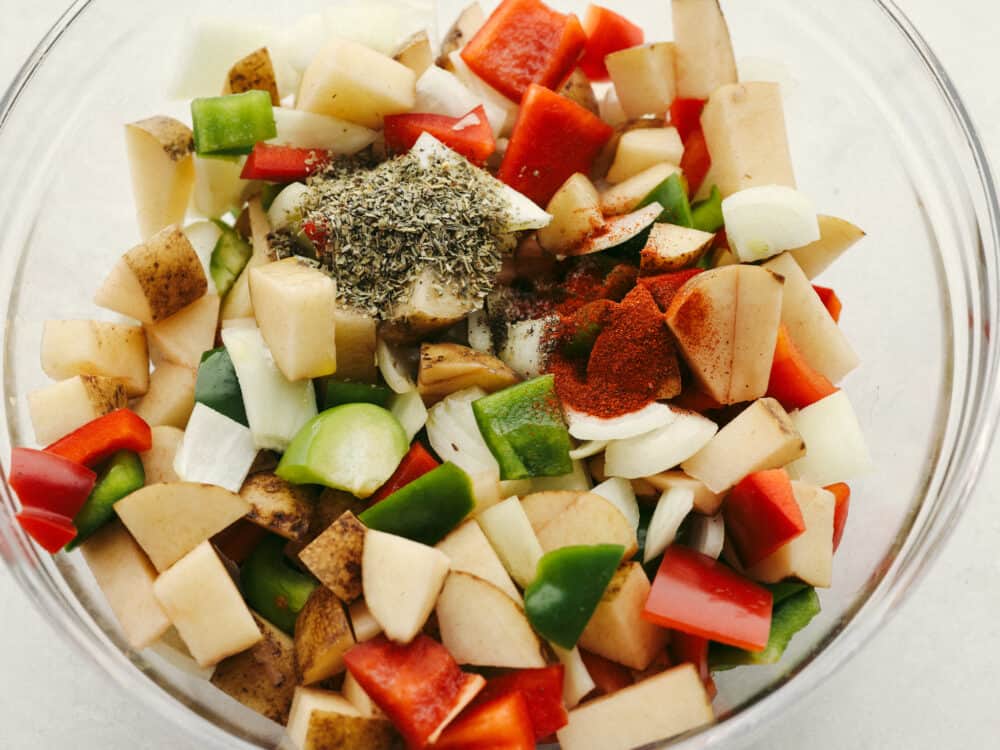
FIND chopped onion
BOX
[566,402,676,441]
[266,182,310,230]
[604,409,717,479]
[550,644,596,708]
[389,390,427,442]
[568,440,608,460]
[173,403,257,493]
[467,309,493,353]
[426,387,499,479]
[376,337,416,394]
[500,318,557,379]
[591,477,640,532]
[644,487,695,563]
[686,513,725,559]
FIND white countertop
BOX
[2,0,999,747]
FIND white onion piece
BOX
[389,390,427,442]
[376,338,416,394]
[568,440,608,460]
[426,388,499,479]
[787,390,873,486]
[565,402,676,441]
[467,309,493,353]
[644,487,695,563]
[591,477,640,532]
[266,182,310,230]
[722,185,820,263]
[686,513,725,559]
[604,409,717,479]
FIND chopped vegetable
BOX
[69,451,145,549]
[369,442,439,504]
[477,496,546,588]
[173,403,257,493]
[471,665,568,740]
[724,469,807,566]
[767,324,838,411]
[384,106,496,166]
[813,284,843,322]
[45,408,152,468]
[722,185,821,263]
[191,91,276,156]
[680,128,712,197]
[239,142,326,181]
[669,97,707,142]
[828,482,851,551]
[640,172,693,227]
[786,391,872,487]
[643,486,695,563]
[15,509,77,553]
[209,221,253,298]
[579,4,644,82]
[435,692,535,750]
[195,347,248,426]
[241,534,317,635]
[710,586,821,669]
[322,380,392,410]
[690,185,724,233]
[9,447,97,519]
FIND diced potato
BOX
[140,425,184,484]
[522,491,638,558]
[80,520,171,650]
[270,108,377,153]
[147,293,220,369]
[437,2,485,69]
[115,482,250,571]
[681,398,805,493]
[95,225,207,325]
[125,116,195,241]
[606,43,677,119]
[295,587,356,685]
[672,0,738,99]
[249,257,337,381]
[600,162,680,216]
[763,253,860,382]
[27,375,126,446]
[560,68,598,116]
[241,472,315,541]
[418,343,520,406]
[436,572,546,668]
[40,320,149,397]
[210,614,297,723]
[700,82,795,196]
[223,47,280,104]
[332,306,378,383]
[787,390,873,486]
[639,223,714,274]
[558,664,713,750]
[347,599,383,643]
[644,471,723,515]
[297,37,416,129]
[193,154,248,219]
[747,482,835,587]
[393,30,433,77]
[299,511,366,602]
[537,173,603,254]
[606,128,684,185]
[598,88,628,130]
[133,363,196,429]
[342,671,386,719]
[287,688,398,750]
[477,495,545,589]
[578,563,668,670]
[551,644,596,708]
[436,520,520,602]
[153,541,262,667]
[383,268,477,344]
[789,215,866,279]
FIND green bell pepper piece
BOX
[195,347,248,426]
[709,586,821,669]
[691,185,724,233]
[241,534,317,635]
[191,90,277,157]
[639,173,693,227]
[67,451,144,549]
[526,544,625,649]
[322,379,392,410]
[472,375,573,480]
[358,462,474,545]
[209,220,253,296]
[766,580,811,605]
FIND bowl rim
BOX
[1,1,999,748]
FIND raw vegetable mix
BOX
[11,1,873,749]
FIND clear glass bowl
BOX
[1,0,997,748]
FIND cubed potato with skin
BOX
[600,162,680,216]
[393,31,433,77]
[787,390,873,486]
[80,520,171,650]
[418,343,520,406]
[332,307,378,383]
[606,128,684,185]
[140,425,184,484]
[639,223,715,275]
[747,482,835,587]
[383,269,477,344]
[241,472,315,541]
[297,37,417,130]
[287,688,398,750]
[700,82,796,197]
[347,599,383,643]
[125,116,195,241]
[223,47,280,104]
[681,398,806,493]
[342,671,386,719]
[436,520,520,602]
[672,0,738,99]
[560,68,599,116]
[153,541,262,667]
[41,320,149,397]
[537,173,603,254]
[437,2,486,69]
[147,293,220,369]
[299,511,366,602]
[606,43,677,119]
[95,225,207,325]
[295,587,356,685]
[644,471,723,515]
[523,491,638,558]
[115,482,250,572]
[789,215,866,279]
[477,496,545,589]
[27,375,127,446]
[579,563,668,671]
[133,363,196,429]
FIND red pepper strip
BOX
[680,127,712,198]
[461,0,587,103]
[383,106,496,166]
[669,98,707,143]
[579,649,633,695]
[724,469,806,567]
[643,545,773,652]
[813,284,843,323]
[669,632,717,698]
[45,409,152,468]
[239,142,327,182]
[578,4,644,82]
[766,325,838,411]
[472,665,567,740]
[344,634,484,749]
[637,268,702,312]
[369,442,440,505]
[10,447,96,518]
[15,508,77,553]
[826,482,851,552]
[434,692,535,750]
[499,84,613,206]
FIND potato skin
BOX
[241,472,316,541]
[225,47,280,105]
[124,225,207,322]
[298,511,366,603]
[128,115,193,162]
[417,342,520,406]
[294,587,356,685]
[305,712,401,750]
[560,68,598,115]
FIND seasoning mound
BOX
[299,152,510,317]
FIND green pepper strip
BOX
[241,534,318,635]
[191,90,277,157]
[67,451,144,549]
[525,544,625,649]
[322,380,392,410]
[691,185,724,233]
[195,347,248,426]
[359,462,474,546]
[639,173,693,227]
[209,221,253,296]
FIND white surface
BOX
[1,1,1000,748]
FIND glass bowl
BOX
[1,0,997,748]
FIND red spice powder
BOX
[638,268,702,312]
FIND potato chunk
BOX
[417,343,520,406]
[287,688,398,750]
[295,587,356,685]
[27,375,126,445]
[299,511,366,603]
[606,128,684,184]
[537,173,603,254]
[41,320,149,397]
[140,425,184,484]
[639,223,714,274]
[223,47,280,105]
[241,471,315,541]
[393,31,434,77]
[133,363,196,429]
[606,43,676,119]
[125,116,195,241]
[332,306,378,383]
[672,0,738,99]
[147,293,220,369]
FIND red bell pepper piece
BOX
[369,442,440,505]
[434,692,535,750]
[669,632,717,699]
[473,665,567,740]
[724,469,807,566]
[10,447,96,519]
[579,649,633,695]
[15,508,77,553]
[766,325,838,411]
[826,482,851,552]
[45,409,152,468]
[578,4,644,82]
[643,545,773,652]
[637,268,702,312]
[813,285,843,323]
[343,635,485,749]
[680,127,712,198]
[669,98,707,143]
[461,0,587,103]
[239,142,327,182]
[383,106,496,166]
[499,84,613,206]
